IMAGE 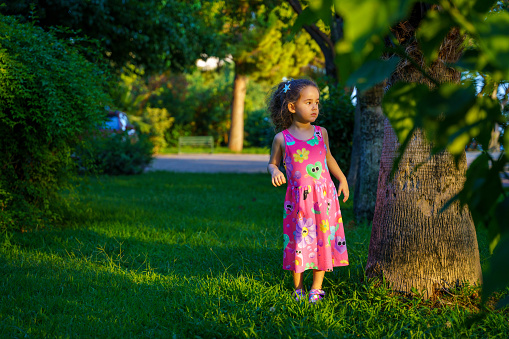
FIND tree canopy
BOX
[0,0,217,72]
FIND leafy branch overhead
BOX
[0,0,217,72]
[294,0,509,306]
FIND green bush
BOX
[0,15,111,232]
[315,83,355,172]
[244,108,274,148]
[80,132,154,175]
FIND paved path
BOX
[146,152,508,187]
[146,153,270,173]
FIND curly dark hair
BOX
[267,78,319,132]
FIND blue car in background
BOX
[102,110,137,138]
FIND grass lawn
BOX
[1,172,508,338]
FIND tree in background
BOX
[211,1,322,151]
[0,0,216,73]
[0,14,110,231]
[288,0,369,190]
[352,84,385,222]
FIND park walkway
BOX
[146,153,270,173]
[146,152,508,187]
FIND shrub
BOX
[244,108,274,148]
[80,132,154,175]
[0,15,111,232]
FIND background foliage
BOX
[78,132,154,176]
[0,0,217,72]
[0,14,110,232]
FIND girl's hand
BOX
[271,169,287,187]
[338,181,349,202]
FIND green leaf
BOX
[291,6,319,36]
[333,0,417,83]
[477,12,509,81]
[416,10,454,63]
[309,0,333,26]
[482,233,509,304]
[334,0,416,49]
[346,57,399,91]
[473,0,498,14]
[382,82,426,143]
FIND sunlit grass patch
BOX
[1,172,507,337]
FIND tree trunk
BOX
[365,121,482,298]
[347,101,361,189]
[353,84,385,222]
[228,72,247,152]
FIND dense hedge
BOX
[0,15,111,231]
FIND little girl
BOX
[267,78,349,303]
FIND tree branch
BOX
[286,0,334,51]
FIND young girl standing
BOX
[267,79,349,303]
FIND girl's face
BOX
[288,86,320,124]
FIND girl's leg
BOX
[309,270,326,303]
[293,272,304,290]
[311,270,325,290]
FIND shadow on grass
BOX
[1,225,369,338]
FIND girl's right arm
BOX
[267,132,286,187]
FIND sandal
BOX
[293,288,306,302]
[309,289,325,304]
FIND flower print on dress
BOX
[319,219,329,233]
[307,136,319,146]
[285,154,293,172]
[285,134,296,146]
[294,171,302,179]
[294,217,317,248]
[293,148,309,163]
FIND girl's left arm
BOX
[321,127,349,202]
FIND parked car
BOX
[101,110,137,137]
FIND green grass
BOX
[159,146,270,154]
[1,172,508,338]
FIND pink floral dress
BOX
[282,125,348,273]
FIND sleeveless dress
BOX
[282,125,349,273]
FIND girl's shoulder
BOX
[274,131,285,140]
[317,125,328,135]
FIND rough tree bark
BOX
[366,123,482,297]
[365,5,482,297]
[353,84,385,222]
[228,72,247,152]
